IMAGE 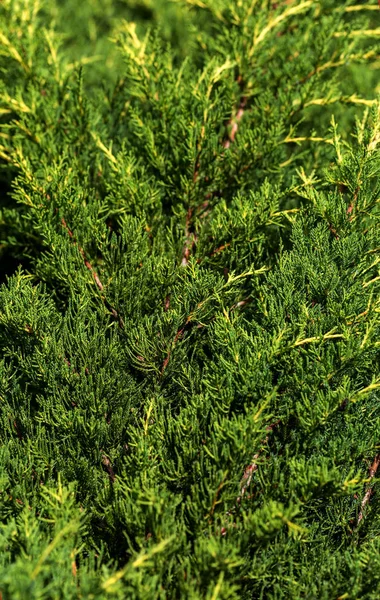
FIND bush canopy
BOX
[0,0,380,598]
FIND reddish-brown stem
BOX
[61,218,103,291]
[210,476,228,518]
[357,454,380,525]
[347,185,360,219]
[102,454,116,483]
[161,326,186,375]
[181,208,197,267]
[61,218,124,328]
[210,242,231,257]
[231,298,251,310]
[218,420,281,535]
[195,242,232,265]
[182,85,247,266]
[328,223,340,240]
[71,560,78,579]
[237,420,281,504]
[238,455,260,502]
[160,291,253,375]
[223,97,247,149]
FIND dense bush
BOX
[0,0,380,597]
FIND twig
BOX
[161,325,186,375]
[237,455,259,503]
[181,83,247,266]
[328,223,340,239]
[209,242,231,257]
[357,454,380,525]
[61,217,124,328]
[223,97,247,149]
[61,218,103,291]
[237,420,281,504]
[181,208,197,267]
[218,420,281,535]
[347,185,360,218]
[160,291,253,374]
[101,454,116,483]
[231,298,252,310]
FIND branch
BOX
[357,454,380,525]
[181,208,197,267]
[61,217,124,328]
[181,79,247,266]
[61,217,103,291]
[237,420,281,504]
[102,454,116,483]
[160,325,186,375]
[223,96,247,149]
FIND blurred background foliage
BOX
[45,0,379,99]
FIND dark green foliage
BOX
[0,0,380,597]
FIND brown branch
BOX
[209,474,228,518]
[231,298,252,310]
[328,223,340,239]
[218,420,281,536]
[223,96,247,149]
[181,208,197,267]
[160,292,254,375]
[161,325,186,375]
[347,185,360,219]
[237,420,281,504]
[61,217,124,328]
[357,454,380,525]
[71,559,78,579]
[181,82,247,266]
[238,455,259,503]
[210,242,231,257]
[61,218,103,291]
[101,454,116,483]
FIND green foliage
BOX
[0,0,380,597]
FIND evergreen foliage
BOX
[0,0,380,597]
